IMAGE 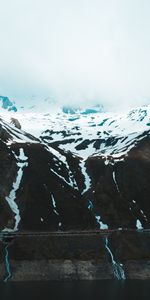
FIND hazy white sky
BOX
[0,0,150,108]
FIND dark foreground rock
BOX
[0,230,150,281]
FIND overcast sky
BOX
[0,0,150,109]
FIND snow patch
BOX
[95,215,108,230]
[51,194,59,216]
[3,148,28,232]
[136,219,143,229]
[80,159,91,194]
[112,170,120,193]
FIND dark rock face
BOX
[0,141,96,231]
[0,114,150,280]
[17,143,95,231]
[0,117,150,231]
[86,146,150,229]
[0,141,17,229]
[10,118,21,130]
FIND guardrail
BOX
[0,229,150,239]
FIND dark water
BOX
[0,280,150,300]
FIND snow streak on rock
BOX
[45,144,78,190]
[140,209,148,222]
[51,194,59,216]
[80,159,91,194]
[51,194,62,228]
[105,237,126,280]
[87,200,108,229]
[112,170,120,194]
[132,200,148,223]
[50,169,77,190]
[95,215,108,230]
[87,200,94,210]
[4,148,28,232]
[136,219,143,229]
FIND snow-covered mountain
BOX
[0,96,150,232]
[40,105,150,159]
[2,100,150,159]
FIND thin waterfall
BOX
[87,199,126,280]
[104,237,126,280]
[3,244,12,282]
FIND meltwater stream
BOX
[88,199,126,280]
[105,237,126,280]
[3,244,11,283]
[81,154,126,281]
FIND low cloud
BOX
[0,0,150,109]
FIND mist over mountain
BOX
[0,0,150,110]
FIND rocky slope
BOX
[0,99,150,281]
[0,102,150,232]
[0,123,95,232]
